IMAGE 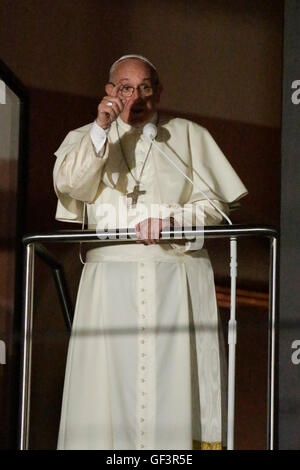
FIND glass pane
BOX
[0,81,20,346]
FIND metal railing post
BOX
[227,237,237,450]
[267,235,278,450]
[19,243,35,450]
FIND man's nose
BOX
[131,87,142,100]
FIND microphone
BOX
[142,122,232,224]
[143,122,157,141]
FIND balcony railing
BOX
[20,224,279,450]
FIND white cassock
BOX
[53,113,247,450]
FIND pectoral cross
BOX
[127,184,146,206]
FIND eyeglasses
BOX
[110,82,154,98]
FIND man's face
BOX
[105,59,161,126]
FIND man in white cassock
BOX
[53,55,247,450]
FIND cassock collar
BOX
[116,112,158,133]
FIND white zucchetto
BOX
[110,54,157,71]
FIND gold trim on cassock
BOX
[193,440,222,450]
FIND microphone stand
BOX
[143,130,237,450]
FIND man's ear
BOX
[105,83,114,96]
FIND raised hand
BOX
[96,85,125,130]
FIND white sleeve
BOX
[54,131,109,203]
[90,121,110,155]
[169,199,230,252]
